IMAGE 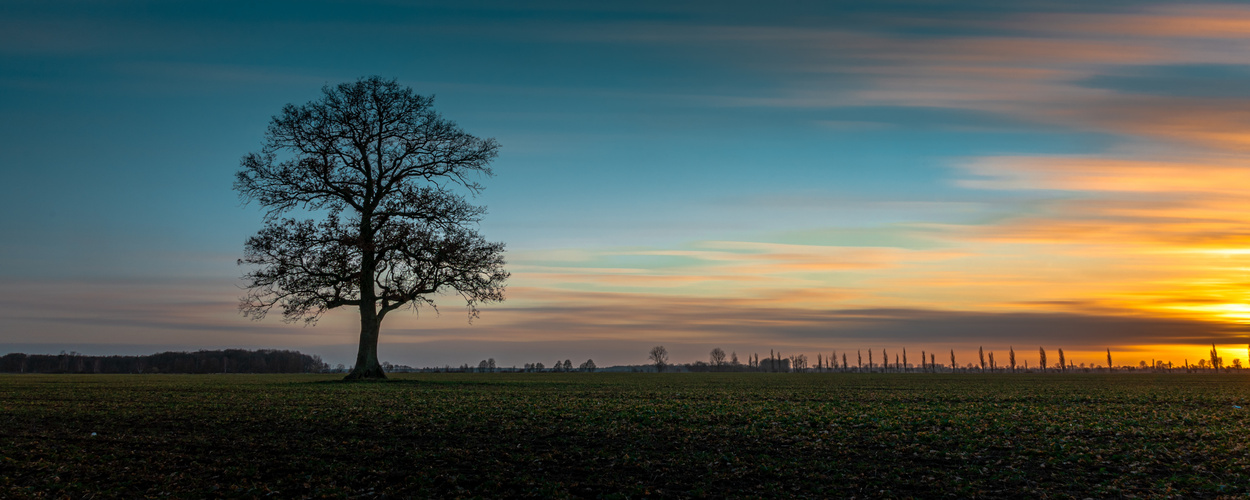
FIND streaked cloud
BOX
[10,1,1250,366]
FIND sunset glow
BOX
[4,1,1250,367]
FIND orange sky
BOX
[5,2,1250,367]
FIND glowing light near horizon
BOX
[1168,303,1250,322]
[1189,249,1250,256]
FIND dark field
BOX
[2,373,1249,498]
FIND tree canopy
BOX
[236,76,509,379]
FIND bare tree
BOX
[710,347,726,368]
[730,351,739,366]
[579,359,596,372]
[1107,348,1113,372]
[1039,347,1047,373]
[949,350,955,373]
[236,76,508,380]
[978,346,985,372]
[1009,347,1016,373]
[792,354,808,371]
[1057,348,1066,372]
[649,346,669,372]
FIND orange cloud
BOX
[959,156,1250,193]
[1020,6,1250,39]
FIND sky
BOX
[4,0,1250,368]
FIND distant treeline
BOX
[0,349,328,374]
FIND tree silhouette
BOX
[710,347,727,368]
[235,76,509,380]
[649,346,669,372]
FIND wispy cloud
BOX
[0,278,352,346]
[513,3,1250,335]
[379,287,1250,352]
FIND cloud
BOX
[1015,5,1250,39]
[416,4,1250,349]
[507,240,969,300]
[957,155,1250,194]
[0,278,353,346]
[378,288,1250,353]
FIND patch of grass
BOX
[2,373,1248,497]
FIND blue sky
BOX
[5,1,1250,367]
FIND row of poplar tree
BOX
[683,344,1249,373]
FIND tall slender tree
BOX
[1039,347,1047,374]
[236,76,508,380]
[1107,348,1113,372]
[950,350,956,373]
[1009,346,1016,373]
[1058,348,1066,373]
[978,346,985,372]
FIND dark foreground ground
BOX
[1,373,1248,498]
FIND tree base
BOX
[343,363,388,380]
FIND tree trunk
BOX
[346,216,386,381]
[345,309,386,380]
